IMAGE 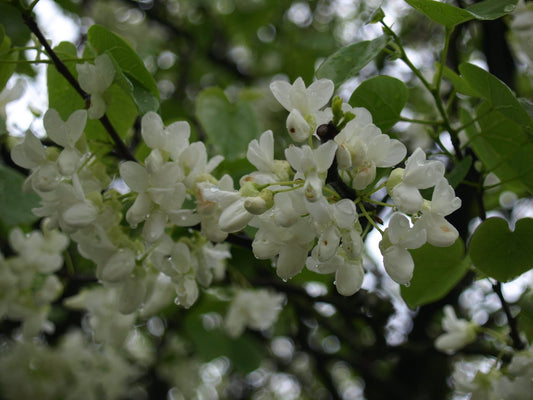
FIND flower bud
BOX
[218,199,253,232]
[118,278,146,315]
[244,189,274,215]
[175,276,198,309]
[33,164,61,192]
[63,201,98,229]
[386,167,404,195]
[286,109,311,142]
[100,248,136,283]
[335,259,364,296]
[336,144,352,170]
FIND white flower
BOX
[0,79,25,120]
[251,214,315,280]
[270,77,335,142]
[120,150,188,241]
[225,289,285,337]
[77,54,115,119]
[416,177,461,247]
[435,305,478,353]
[390,148,445,214]
[334,108,406,190]
[141,111,191,160]
[10,131,47,170]
[244,130,290,184]
[379,213,427,285]
[284,141,337,202]
[286,109,312,142]
[8,227,69,274]
[270,77,334,116]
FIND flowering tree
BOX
[1,0,533,398]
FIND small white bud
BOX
[100,248,136,282]
[286,109,311,142]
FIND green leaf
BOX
[405,0,518,28]
[465,0,518,20]
[183,297,266,373]
[442,65,480,97]
[315,35,388,87]
[401,239,467,308]
[196,87,260,160]
[47,42,137,153]
[469,217,533,282]
[465,101,533,193]
[405,0,472,28]
[446,155,472,188]
[0,29,18,92]
[349,75,408,131]
[87,25,159,101]
[0,164,40,226]
[459,63,533,135]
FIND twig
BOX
[492,281,525,350]
[21,11,137,162]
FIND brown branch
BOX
[492,281,526,350]
[21,12,137,162]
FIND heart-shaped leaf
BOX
[349,75,408,132]
[402,239,467,309]
[195,87,260,160]
[469,217,533,282]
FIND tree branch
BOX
[492,281,525,350]
[21,11,137,162]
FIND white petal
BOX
[141,111,165,149]
[120,161,149,192]
[382,245,414,285]
[419,213,458,247]
[63,201,98,228]
[403,148,445,189]
[218,199,253,232]
[270,80,293,111]
[11,132,46,169]
[314,140,338,172]
[307,79,335,111]
[286,109,311,142]
[335,259,364,296]
[118,278,146,314]
[391,182,424,214]
[316,227,340,262]
[276,243,307,280]
[100,248,136,282]
[431,177,461,216]
[143,210,167,242]
[64,109,88,144]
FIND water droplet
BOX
[504,5,515,12]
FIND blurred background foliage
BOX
[1,1,533,399]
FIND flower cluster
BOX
[0,226,68,338]
[8,75,461,344]
[203,77,460,295]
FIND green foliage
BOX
[47,42,137,154]
[460,63,533,134]
[183,294,266,373]
[446,156,472,189]
[195,87,261,160]
[469,218,533,282]
[0,164,39,226]
[315,35,388,87]
[465,101,533,193]
[0,24,18,92]
[402,239,467,308]
[86,24,159,113]
[349,75,408,132]
[405,0,518,28]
